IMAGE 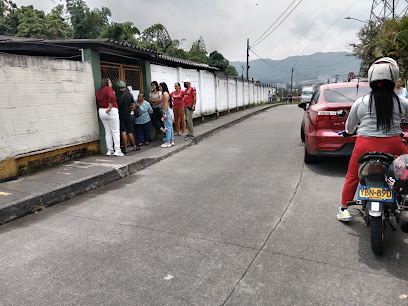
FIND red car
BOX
[299,82,374,163]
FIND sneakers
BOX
[114,150,124,157]
[171,142,175,146]
[336,207,352,221]
[185,134,194,141]
[161,142,171,148]
[126,146,140,153]
[106,150,114,156]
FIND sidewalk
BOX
[0,104,280,225]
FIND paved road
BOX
[1,105,408,305]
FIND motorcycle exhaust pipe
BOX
[398,214,408,233]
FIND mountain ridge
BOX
[231,51,361,85]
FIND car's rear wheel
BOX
[304,145,318,164]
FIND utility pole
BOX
[246,38,249,80]
[290,67,294,92]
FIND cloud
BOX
[12,0,373,61]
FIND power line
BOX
[293,0,365,61]
[251,0,304,48]
[250,0,298,47]
[249,48,291,73]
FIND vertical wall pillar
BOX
[226,76,230,113]
[243,78,246,109]
[236,77,239,111]
[214,74,219,117]
[83,49,106,154]
[199,70,204,117]
[177,67,183,84]
[140,60,151,97]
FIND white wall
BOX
[151,64,274,118]
[0,53,99,162]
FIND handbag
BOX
[134,104,142,117]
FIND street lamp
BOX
[345,16,368,24]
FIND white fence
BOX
[0,53,99,162]
[0,55,273,165]
[150,64,273,117]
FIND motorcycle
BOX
[339,129,408,254]
[345,150,408,255]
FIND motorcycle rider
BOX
[338,57,408,221]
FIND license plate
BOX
[357,186,394,202]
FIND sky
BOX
[11,0,402,63]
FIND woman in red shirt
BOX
[170,82,186,136]
[95,78,123,156]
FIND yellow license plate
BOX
[357,186,394,202]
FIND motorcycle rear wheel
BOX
[371,215,384,255]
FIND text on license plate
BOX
[357,186,394,202]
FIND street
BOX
[1,104,408,305]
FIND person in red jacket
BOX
[171,82,186,136]
[95,78,123,156]
[183,78,196,141]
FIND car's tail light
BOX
[317,111,336,121]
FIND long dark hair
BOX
[159,82,173,106]
[369,80,400,133]
[151,81,159,92]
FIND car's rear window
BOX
[323,86,371,103]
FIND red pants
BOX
[173,106,185,135]
[342,136,408,206]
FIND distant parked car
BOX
[298,82,372,163]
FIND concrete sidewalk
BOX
[0,104,281,225]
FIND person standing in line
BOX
[113,79,139,153]
[95,78,123,157]
[134,92,153,146]
[149,81,164,139]
[183,78,196,141]
[126,85,137,142]
[171,82,186,136]
[395,77,408,98]
[159,82,174,148]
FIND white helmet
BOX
[368,57,399,85]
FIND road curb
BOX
[0,103,281,225]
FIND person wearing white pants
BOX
[96,78,123,156]
[98,107,121,155]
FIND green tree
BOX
[139,23,172,52]
[350,17,408,77]
[208,50,229,71]
[2,4,72,39]
[163,39,188,59]
[100,22,140,44]
[0,0,18,35]
[188,36,208,64]
[43,5,73,39]
[65,0,110,39]
[225,65,238,76]
[208,50,238,76]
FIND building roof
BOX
[0,36,218,71]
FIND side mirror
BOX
[298,102,308,111]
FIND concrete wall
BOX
[150,64,274,117]
[0,53,99,163]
